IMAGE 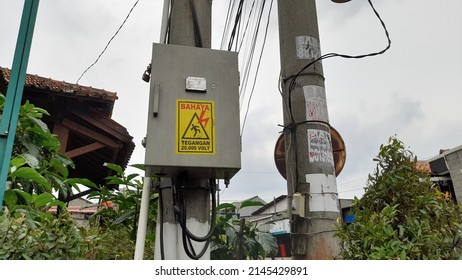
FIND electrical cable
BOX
[179,179,217,242]
[220,0,234,50]
[281,0,391,210]
[163,0,173,44]
[158,184,165,260]
[234,3,242,52]
[220,0,260,116]
[182,229,211,259]
[285,0,391,124]
[240,0,274,136]
[172,178,217,260]
[227,0,245,51]
[180,183,215,259]
[167,0,175,44]
[180,203,212,259]
[238,0,266,104]
[237,0,257,53]
[76,0,141,84]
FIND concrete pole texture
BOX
[277,0,341,259]
[153,0,213,260]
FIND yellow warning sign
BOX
[176,99,215,154]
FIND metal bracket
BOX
[154,177,173,193]
[175,173,213,190]
[152,83,160,117]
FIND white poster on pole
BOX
[307,129,334,167]
[303,85,329,123]
[295,36,321,60]
[306,174,339,212]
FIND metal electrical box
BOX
[144,43,241,180]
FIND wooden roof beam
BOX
[65,142,106,159]
[62,118,122,149]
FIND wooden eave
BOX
[0,67,135,199]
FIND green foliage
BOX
[1,93,92,202]
[336,137,462,259]
[89,163,157,230]
[211,203,278,260]
[84,225,149,260]
[1,94,96,259]
[2,95,147,259]
[0,209,90,260]
[0,178,93,259]
[87,164,157,259]
[3,189,66,213]
[1,160,156,260]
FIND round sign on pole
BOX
[274,126,346,179]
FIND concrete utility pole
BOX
[154,0,213,260]
[169,0,211,48]
[277,0,341,259]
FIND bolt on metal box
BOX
[144,43,241,180]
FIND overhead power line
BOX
[241,0,274,136]
[76,0,141,84]
[221,0,275,137]
[285,0,391,124]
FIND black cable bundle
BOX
[158,179,217,260]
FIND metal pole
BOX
[134,0,171,260]
[134,176,151,259]
[0,0,39,205]
[277,0,340,259]
[153,0,213,260]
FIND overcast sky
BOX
[1,0,461,204]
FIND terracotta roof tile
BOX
[49,205,98,214]
[0,67,117,102]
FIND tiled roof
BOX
[49,205,98,214]
[0,66,135,195]
[0,67,117,102]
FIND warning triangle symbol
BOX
[182,113,210,140]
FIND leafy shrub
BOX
[336,137,462,259]
[1,93,145,259]
[211,202,278,260]
[88,163,156,259]
[0,209,89,260]
[1,94,91,199]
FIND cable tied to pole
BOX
[172,178,217,260]
[283,0,391,126]
[277,0,391,214]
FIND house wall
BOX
[256,199,288,215]
[445,151,462,204]
[73,213,90,228]
[251,198,353,231]
[68,198,97,228]
[70,197,92,207]
[268,219,290,234]
[236,196,267,217]
[249,197,353,258]
[238,205,263,218]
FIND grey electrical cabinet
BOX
[144,43,241,180]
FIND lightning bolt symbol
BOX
[198,110,209,127]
